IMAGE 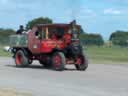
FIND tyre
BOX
[52,52,65,71]
[15,50,29,67]
[75,55,88,71]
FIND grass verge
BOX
[0,46,11,57]
[85,46,128,64]
[0,45,128,64]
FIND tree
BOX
[79,26,86,34]
[79,33,104,46]
[0,28,15,44]
[26,17,53,29]
[110,30,128,47]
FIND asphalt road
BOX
[0,57,128,96]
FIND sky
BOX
[0,0,128,40]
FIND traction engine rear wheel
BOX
[15,50,29,67]
[52,52,65,71]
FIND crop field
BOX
[0,45,128,64]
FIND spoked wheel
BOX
[15,50,29,67]
[52,52,65,71]
[75,55,88,71]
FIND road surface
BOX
[0,57,128,96]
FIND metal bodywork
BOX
[10,24,80,54]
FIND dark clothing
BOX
[16,29,24,34]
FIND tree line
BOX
[79,33,104,46]
[80,30,128,47]
[0,28,15,45]
[0,17,128,46]
[109,30,128,47]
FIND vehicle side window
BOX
[41,29,45,39]
[34,30,41,39]
[56,27,64,39]
[48,28,57,38]
[32,27,40,38]
[35,31,39,36]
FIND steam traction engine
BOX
[10,21,88,71]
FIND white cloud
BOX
[80,8,97,17]
[104,8,122,15]
[62,7,96,20]
[78,7,96,18]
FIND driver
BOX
[63,29,72,45]
[51,31,57,40]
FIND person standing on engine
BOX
[16,25,24,34]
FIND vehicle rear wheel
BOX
[75,55,88,71]
[52,52,65,71]
[15,50,29,67]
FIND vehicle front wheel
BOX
[15,50,29,67]
[52,52,65,71]
[75,55,88,71]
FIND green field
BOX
[0,46,128,64]
[0,46,11,57]
[85,46,128,64]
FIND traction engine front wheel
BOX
[75,55,88,71]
